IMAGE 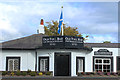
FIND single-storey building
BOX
[0,19,120,76]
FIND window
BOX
[78,59,83,72]
[76,57,85,74]
[6,57,20,71]
[94,58,111,72]
[39,57,49,71]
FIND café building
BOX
[0,19,120,76]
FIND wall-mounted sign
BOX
[64,36,83,48]
[42,36,84,48]
[42,36,64,48]
[94,49,112,55]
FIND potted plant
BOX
[38,72,43,76]
[27,69,31,75]
[81,72,85,75]
[77,72,81,76]
[93,72,97,75]
[117,70,120,76]
[86,72,90,75]
[2,71,8,76]
[30,71,36,76]
[112,72,117,76]
[107,72,111,76]
[16,70,21,76]
[10,71,15,76]
[45,72,51,75]
[21,71,27,76]
[98,71,103,76]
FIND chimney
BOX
[37,19,45,34]
[40,19,44,25]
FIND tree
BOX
[44,20,88,40]
[45,20,58,36]
[103,41,111,43]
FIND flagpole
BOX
[61,6,63,36]
[62,22,63,36]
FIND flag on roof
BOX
[58,6,63,35]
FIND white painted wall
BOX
[92,47,118,73]
[37,49,54,72]
[0,47,119,76]
[72,50,86,76]
[37,49,87,76]
[1,50,35,71]
[71,47,118,76]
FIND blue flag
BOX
[58,9,63,34]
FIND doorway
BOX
[54,52,71,76]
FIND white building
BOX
[0,19,120,76]
[0,34,120,76]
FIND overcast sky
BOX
[0,1,118,43]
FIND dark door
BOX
[54,52,71,76]
[117,56,120,71]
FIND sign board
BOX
[64,36,83,48]
[94,49,112,55]
[42,36,84,48]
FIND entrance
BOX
[54,52,71,76]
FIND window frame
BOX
[94,58,111,72]
[76,57,85,74]
[39,57,49,72]
[93,56,113,73]
[6,57,20,71]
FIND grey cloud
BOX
[64,2,118,35]
[0,2,118,42]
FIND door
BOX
[117,57,120,71]
[54,52,71,76]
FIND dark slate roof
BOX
[0,34,47,50]
[84,43,120,48]
[0,34,119,50]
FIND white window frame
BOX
[8,59,19,71]
[78,59,83,72]
[94,58,111,72]
[39,57,49,72]
[40,59,48,71]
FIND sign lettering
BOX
[42,36,84,48]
